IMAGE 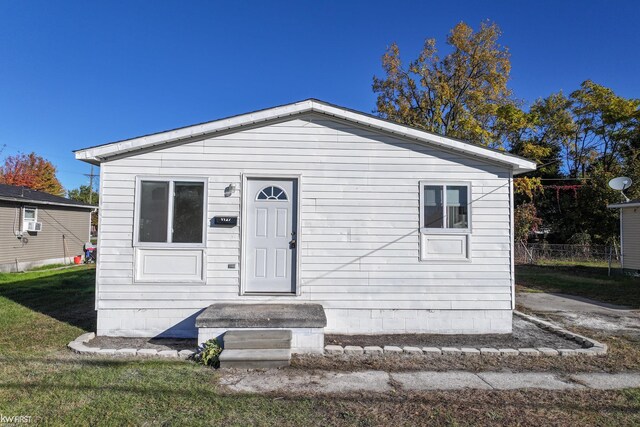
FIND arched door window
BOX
[256,186,288,201]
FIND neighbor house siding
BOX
[95,114,513,335]
[622,206,640,271]
[0,201,90,269]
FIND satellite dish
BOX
[608,177,632,191]
[608,176,633,202]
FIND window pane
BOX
[424,185,444,228]
[24,208,36,220]
[447,186,468,229]
[172,182,204,243]
[139,181,169,242]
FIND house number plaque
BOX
[213,216,238,226]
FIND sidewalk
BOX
[219,369,640,393]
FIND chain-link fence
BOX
[515,243,620,265]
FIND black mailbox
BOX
[212,216,238,226]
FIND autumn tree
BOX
[0,152,64,195]
[496,94,572,178]
[507,81,640,179]
[373,21,514,146]
[504,82,640,243]
[567,80,640,177]
[373,22,640,245]
[513,177,543,244]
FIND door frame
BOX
[240,173,302,296]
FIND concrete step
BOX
[223,330,292,350]
[219,348,291,369]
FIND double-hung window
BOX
[135,178,206,245]
[22,206,37,231]
[23,207,37,223]
[420,183,471,232]
[419,182,471,261]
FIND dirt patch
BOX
[87,336,197,351]
[326,316,582,349]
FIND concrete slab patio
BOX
[219,369,640,394]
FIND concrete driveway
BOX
[517,292,640,339]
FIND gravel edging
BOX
[67,332,195,360]
[323,311,608,358]
[68,312,608,360]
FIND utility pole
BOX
[84,165,98,205]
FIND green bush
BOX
[194,338,222,368]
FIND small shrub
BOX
[194,338,222,368]
[568,232,592,246]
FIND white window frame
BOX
[22,206,38,232]
[22,206,38,223]
[133,176,207,248]
[419,181,472,234]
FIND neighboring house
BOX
[0,184,95,272]
[74,99,536,347]
[609,199,640,274]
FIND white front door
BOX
[244,178,297,293]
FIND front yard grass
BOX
[516,261,640,309]
[1,265,640,425]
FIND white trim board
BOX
[75,99,537,174]
[240,173,302,296]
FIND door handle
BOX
[289,231,296,249]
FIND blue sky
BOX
[1,1,639,191]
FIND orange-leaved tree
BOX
[0,152,65,196]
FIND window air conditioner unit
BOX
[26,222,43,232]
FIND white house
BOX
[608,199,640,274]
[75,99,536,350]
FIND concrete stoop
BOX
[219,330,292,368]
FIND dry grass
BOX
[516,263,640,308]
[309,389,640,426]
[2,264,640,425]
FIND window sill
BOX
[132,243,206,249]
[419,228,471,235]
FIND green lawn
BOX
[1,266,640,425]
[0,266,318,425]
[516,261,640,309]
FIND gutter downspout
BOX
[620,208,624,270]
[509,170,515,310]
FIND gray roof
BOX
[608,199,640,209]
[0,184,95,209]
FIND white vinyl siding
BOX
[622,207,640,270]
[96,114,513,311]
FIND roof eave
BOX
[0,196,96,210]
[608,202,640,209]
[74,99,537,172]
